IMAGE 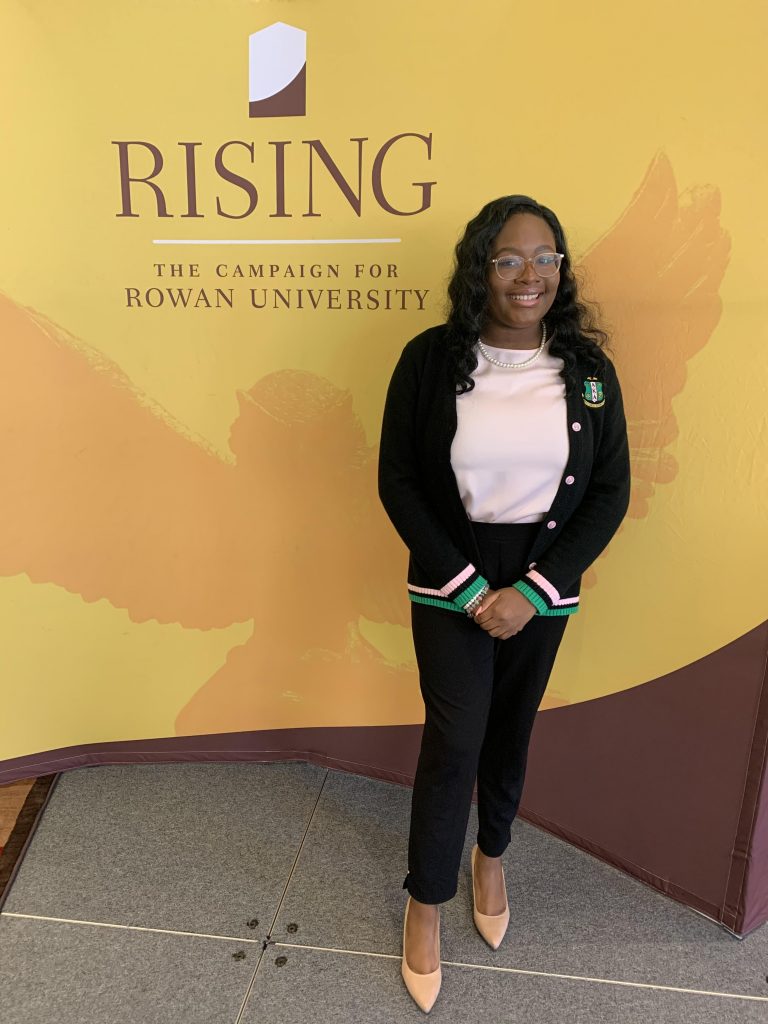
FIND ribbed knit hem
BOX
[512,580,550,614]
[408,593,464,613]
[410,586,578,616]
[407,569,490,612]
[453,575,489,610]
[512,580,580,616]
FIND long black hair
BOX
[445,195,610,394]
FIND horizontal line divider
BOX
[5,914,764,1003]
[2,911,261,944]
[273,941,768,1002]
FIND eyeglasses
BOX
[489,252,564,280]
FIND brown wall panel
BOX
[521,621,768,935]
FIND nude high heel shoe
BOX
[401,896,442,1013]
[471,843,510,950]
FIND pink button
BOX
[565,475,575,484]
[571,422,581,432]
[547,520,557,529]
[528,562,537,569]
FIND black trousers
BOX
[403,520,571,905]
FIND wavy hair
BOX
[445,195,610,394]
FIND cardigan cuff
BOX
[452,575,490,612]
[512,572,581,617]
[406,565,490,613]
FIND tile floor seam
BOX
[271,941,768,1003]
[232,946,267,1024]
[233,768,331,1024]
[261,768,330,946]
[5,761,766,1018]
[1,911,264,944]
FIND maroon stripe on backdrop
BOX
[0,725,425,788]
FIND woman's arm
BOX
[511,358,631,613]
[378,341,489,612]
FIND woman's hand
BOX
[472,587,537,639]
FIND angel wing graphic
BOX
[0,295,414,731]
[581,151,730,522]
[0,151,729,728]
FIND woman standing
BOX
[378,195,631,1013]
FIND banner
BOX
[1,0,766,763]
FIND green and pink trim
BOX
[406,564,580,617]
[407,564,490,613]
[512,570,580,616]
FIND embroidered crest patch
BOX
[582,377,605,408]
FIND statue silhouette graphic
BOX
[0,152,730,734]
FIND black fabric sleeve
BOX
[377,341,488,609]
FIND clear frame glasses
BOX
[489,252,564,280]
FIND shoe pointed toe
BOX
[401,896,442,1013]
[471,844,510,950]
[401,960,442,1014]
[472,904,510,950]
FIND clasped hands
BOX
[471,587,536,639]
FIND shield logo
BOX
[583,377,605,408]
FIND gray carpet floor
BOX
[1,761,766,1022]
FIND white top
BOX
[450,339,569,523]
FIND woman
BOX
[377,195,631,1013]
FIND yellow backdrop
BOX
[1,0,766,761]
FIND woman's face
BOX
[485,212,560,331]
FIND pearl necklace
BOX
[478,321,547,369]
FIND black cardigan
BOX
[377,324,631,616]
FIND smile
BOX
[508,292,542,304]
